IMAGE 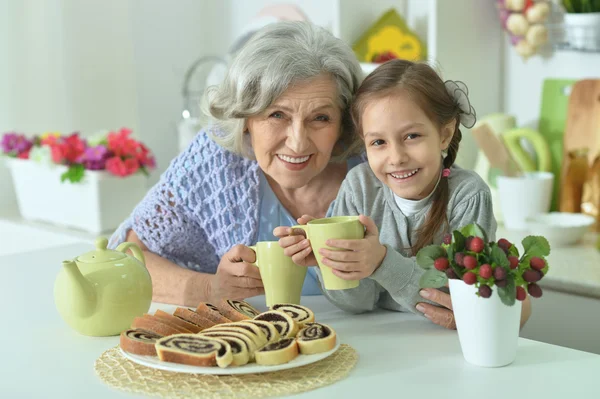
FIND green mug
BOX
[249,241,308,307]
[292,216,365,290]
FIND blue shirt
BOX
[256,157,363,295]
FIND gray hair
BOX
[203,21,364,161]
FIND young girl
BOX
[276,59,498,317]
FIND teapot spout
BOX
[62,260,97,318]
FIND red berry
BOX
[434,257,449,271]
[468,237,485,253]
[530,257,545,271]
[478,285,492,298]
[445,268,458,279]
[454,252,465,266]
[494,267,506,281]
[443,234,452,245]
[528,283,543,298]
[508,255,519,269]
[463,271,477,285]
[463,255,478,270]
[523,269,542,283]
[498,238,511,253]
[516,286,527,301]
[479,264,492,279]
[496,279,507,288]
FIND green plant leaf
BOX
[490,245,510,268]
[460,223,486,240]
[453,231,465,252]
[508,244,520,258]
[416,245,446,269]
[522,236,551,258]
[419,269,448,288]
[60,164,86,183]
[497,274,516,307]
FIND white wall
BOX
[432,0,504,170]
[0,0,229,202]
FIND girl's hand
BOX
[273,215,317,267]
[318,215,387,280]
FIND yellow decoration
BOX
[353,9,426,63]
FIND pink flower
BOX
[107,128,140,158]
[1,133,33,156]
[50,133,86,164]
[106,156,139,177]
[76,145,111,170]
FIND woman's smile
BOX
[276,153,313,170]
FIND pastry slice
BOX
[204,325,262,350]
[155,334,233,368]
[254,310,299,338]
[270,304,315,326]
[154,309,202,333]
[195,302,232,324]
[197,332,251,366]
[173,308,216,330]
[246,320,280,344]
[131,315,187,336]
[255,338,299,366]
[296,322,337,355]
[227,321,268,346]
[216,299,260,321]
[120,329,162,356]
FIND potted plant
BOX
[1,128,156,234]
[562,0,600,50]
[417,223,550,367]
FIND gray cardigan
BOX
[318,163,497,314]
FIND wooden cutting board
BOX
[560,79,600,212]
[563,79,600,165]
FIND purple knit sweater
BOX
[108,129,261,273]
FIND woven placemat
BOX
[95,344,358,399]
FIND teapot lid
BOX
[77,237,127,263]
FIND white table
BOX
[3,244,600,398]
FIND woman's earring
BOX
[441,149,448,159]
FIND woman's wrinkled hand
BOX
[318,215,386,280]
[208,244,265,302]
[273,214,317,267]
[416,288,456,329]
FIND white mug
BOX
[497,172,554,230]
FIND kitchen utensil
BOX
[539,79,577,210]
[54,238,152,336]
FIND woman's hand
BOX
[318,215,386,280]
[273,215,318,267]
[417,288,456,329]
[207,244,265,302]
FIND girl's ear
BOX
[440,118,456,150]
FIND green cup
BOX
[249,241,308,307]
[292,216,365,290]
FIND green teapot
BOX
[54,237,152,336]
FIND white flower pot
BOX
[563,12,600,51]
[449,279,522,367]
[5,158,148,235]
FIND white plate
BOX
[120,341,340,375]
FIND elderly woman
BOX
[109,21,364,306]
[109,21,465,331]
